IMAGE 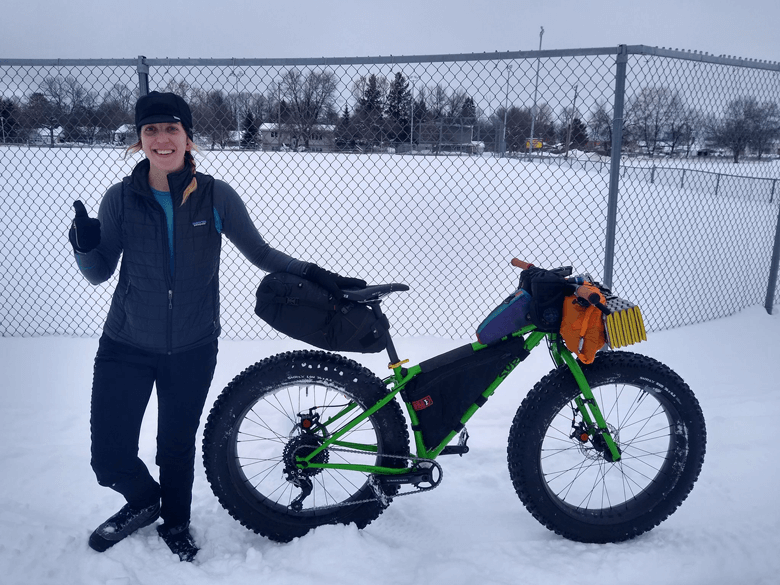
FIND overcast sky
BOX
[2,0,779,63]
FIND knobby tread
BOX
[507,351,706,543]
[202,350,409,542]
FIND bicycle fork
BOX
[546,335,622,463]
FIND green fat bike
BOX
[202,260,706,544]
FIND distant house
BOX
[113,124,136,145]
[30,126,64,145]
[259,123,335,152]
[226,129,262,149]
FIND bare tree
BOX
[190,89,233,148]
[39,75,98,142]
[446,89,469,120]
[425,84,449,120]
[97,83,136,142]
[625,86,680,156]
[24,92,58,143]
[279,68,338,150]
[667,105,701,157]
[588,100,613,147]
[749,101,780,159]
[161,79,196,103]
[709,97,757,163]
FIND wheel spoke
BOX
[538,379,680,512]
[233,380,384,513]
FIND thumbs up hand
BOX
[69,200,101,253]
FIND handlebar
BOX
[510,257,611,315]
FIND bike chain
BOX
[287,445,444,512]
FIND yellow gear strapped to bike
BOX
[603,296,647,349]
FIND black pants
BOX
[90,334,218,527]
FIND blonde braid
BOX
[181,149,198,206]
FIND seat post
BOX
[369,303,400,365]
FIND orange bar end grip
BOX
[511,258,533,270]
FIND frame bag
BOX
[400,336,529,449]
[254,272,388,353]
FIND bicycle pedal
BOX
[441,427,470,456]
[439,445,470,456]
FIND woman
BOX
[69,91,364,561]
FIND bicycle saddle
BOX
[340,283,410,303]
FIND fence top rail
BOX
[0,58,138,67]
[2,45,778,70]
[625,45,780,71]
[0,49,617,68]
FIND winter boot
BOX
[157,522,199,562]
[88,502,161,552]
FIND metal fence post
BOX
[137,55,149,96]
[603,45,628,289]
[764,203,780,314]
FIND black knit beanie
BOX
[135,91,193,138]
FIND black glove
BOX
[69,200,101,253]
[304,263,366,295]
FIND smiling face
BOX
[140,122,191,181]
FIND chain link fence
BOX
[2,47,780,340]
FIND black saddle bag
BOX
[400,336,529,450]
[254,272,389,353]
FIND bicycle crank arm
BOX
[379,460,443,489]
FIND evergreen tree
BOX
[240,110,259,149]
[460,96,477,122]
[354,74,385,146]
[385,72,411,143]
[357,74,383,115]
[335,104,353,151]
[570,118,588,148]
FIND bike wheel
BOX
[507,351,706,543]
[202,350,409,543]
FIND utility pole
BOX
[501,64,512,157]
[565,84,579,158]
[528,26,544,157]
[409,75,418,154]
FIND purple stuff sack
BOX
[476,288,533,345]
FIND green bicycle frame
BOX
[295,328,620,475]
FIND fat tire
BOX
[507,351,706,543]
[202,350,409,543]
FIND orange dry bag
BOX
[559,284,607,364]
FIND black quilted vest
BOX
[103,159,222,354]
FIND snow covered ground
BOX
[1,305,778,585]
